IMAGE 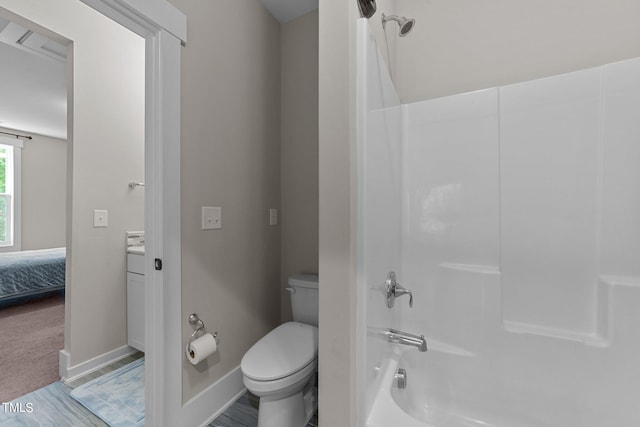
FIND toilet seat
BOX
[241,321,318,382]
[243,357,316,396]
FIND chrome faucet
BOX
[385,271,413,308]
[383,328,427,352]
[394,368,407,389]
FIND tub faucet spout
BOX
[383,328,427,352]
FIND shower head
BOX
[382,13,415,37]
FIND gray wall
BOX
[318,0,359,425]
[395,0,640,103]
[64,8,145,365]
[280,10,319,322]
[171,0,282,402]
[20,132,66,250]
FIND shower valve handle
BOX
[385,271,413,309]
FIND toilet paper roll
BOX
[186,333,217,365]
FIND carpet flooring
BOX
[0,294,65,403]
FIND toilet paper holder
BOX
[188,313,218,345]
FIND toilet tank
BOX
[288,273,319,327]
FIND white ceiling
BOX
[0,16,67,140]
[260,0,318,23]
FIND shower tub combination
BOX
[357,16,640,427]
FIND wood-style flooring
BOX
[0,353,143,427]
[209,390,318,427]
[1,352,318,427]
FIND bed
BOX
[0,247,66,303]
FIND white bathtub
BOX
[366,350,434,427]
[368,352,533,427]
[365,346,615,427]
[366,348,520,427]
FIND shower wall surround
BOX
[404,58,640,343]
[358,17,640,425]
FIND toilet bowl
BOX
[241,322,318,427]
[241,274,319,427]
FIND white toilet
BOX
[241,273,319,427]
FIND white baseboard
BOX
[59,345,139,383]
[179,365,245,427]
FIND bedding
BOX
[0,247,66,302]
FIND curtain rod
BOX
[0,130,32,140]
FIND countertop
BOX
[127,245,145,255]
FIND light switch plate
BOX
[93,209,108,228]
[269,208,278,226]
[202,206,222,230]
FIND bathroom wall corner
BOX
[280,9,320,323]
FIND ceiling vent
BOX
[0,21,66,63]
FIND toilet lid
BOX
[241,321,318,381]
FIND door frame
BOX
[77,1,185,425]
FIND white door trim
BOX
[78,1,185,425]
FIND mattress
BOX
[0,247,66,300]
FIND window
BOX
[0,138,22,251]
[0,145,12,245]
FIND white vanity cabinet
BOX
[127,249,145,352]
